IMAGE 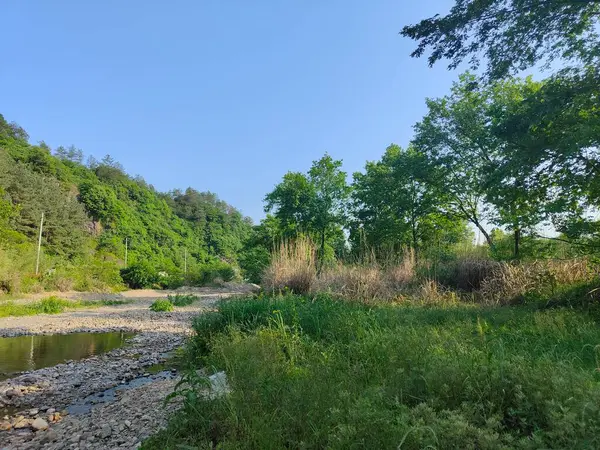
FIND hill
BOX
[0,114,252,293]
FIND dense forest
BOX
[0,116,252,292]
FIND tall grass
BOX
[145,293,600,449]
[260,239,597,305]
[262,238,316,294]
[479,258,595,305]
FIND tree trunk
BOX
[472,218,494,249]
[411,219,418,260]
[514,228,520,259]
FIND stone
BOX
[46,408,56,414]
[31,418,49,431]
[99,424,112,438]
[13,416,30,429]
[20,376,37,385]
[70,433,81,442]
[28,408,39,416]
[40,428,58,443]
[124,420,132,428]
[5,389,18,398]
[0,420,11,431]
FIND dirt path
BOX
[0,285,256,450]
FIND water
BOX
[67,370,176,415]
[0,331,135,380]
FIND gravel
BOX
[0,284,258,450]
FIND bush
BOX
[479,259,595,305]
[436,257,500,291]
[150,299,174,312]
[38,296,70,314]
[187,261,237,286]
[239,246,270,284]
[167,294,198,306]
[121,261,158,289]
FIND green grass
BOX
[150,299,174,312]
[0,296,130,317]
[144,292,600,450]
[167,294,199,306]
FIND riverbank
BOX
[0,284,257,450]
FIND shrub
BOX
[167,294,198,306]
[38,296,70,314]
[479,259,595,305]
[262,238,316,294]
[436,257,500,291]
[150,299,174,312]
[121,261,158,289]
[239,246,270,284]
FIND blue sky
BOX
[2,0,462,223]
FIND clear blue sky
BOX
[2,0,460,223]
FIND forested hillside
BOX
[0,114,252,293]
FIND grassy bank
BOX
[144,292,600,449]
[0,296,130,317]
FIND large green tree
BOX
[413,75,553,257]
[265,154,350,267]
[352,144,467,258]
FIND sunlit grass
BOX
[0,296,131,317]
[145,293,600,449]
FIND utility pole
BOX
[35,212,44,275]
[125,237,128,266]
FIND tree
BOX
[412,75,553,257]
[352,144,466,258]
[264,172,315,238]
[265,154,350,268]
[490,66,600,243]
[412,73,496,247]
[55,145,84,164]
[307,155,351,267]
[401,0,600,79]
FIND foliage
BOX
[145,293,600,449]
[120,261,158,289]
[401,0,600,79]
[265,154,350,268]
[351,144,470,257]
[149,298,174,312]
[0,114,252,294]
[167,294,199,306]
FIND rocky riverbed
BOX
[0,284,257,449]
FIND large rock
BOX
[31,418,49,431]
[0,420,11,431]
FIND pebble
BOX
[0,285,256,449]
[99,424,112,438]
[31,418,49,431]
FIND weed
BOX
[145,292,600,449]
[167,294,199,306]
[150,299,174,312]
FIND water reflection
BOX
[0,332,135,380]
